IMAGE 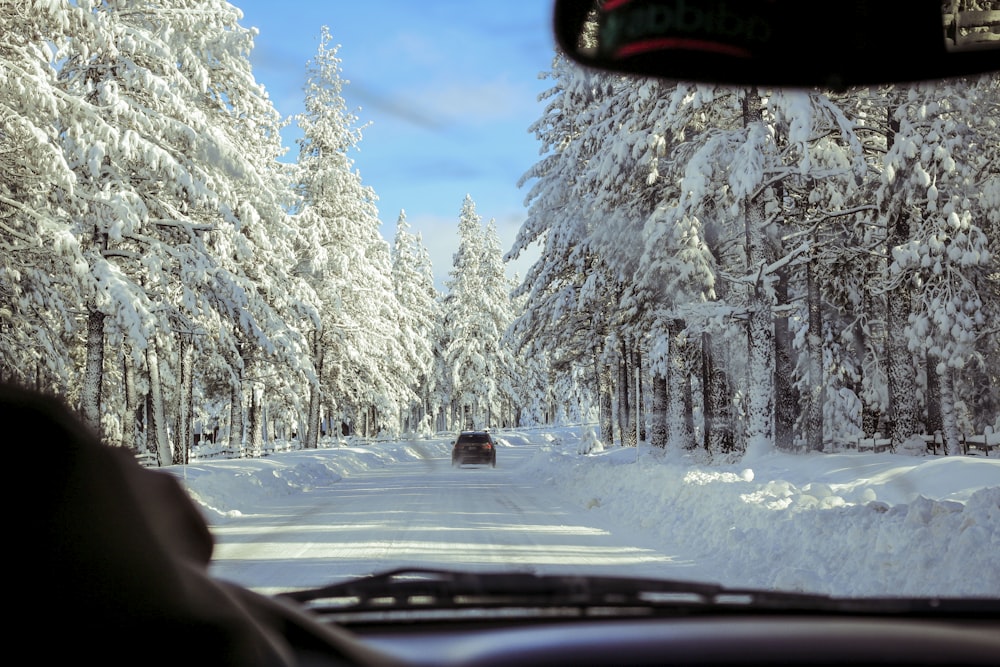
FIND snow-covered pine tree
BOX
[763,89,868,452]
[825,86,900,445]
[504,273,550,428]
[55,0,314,460]
[878,77,1000,454]
[391,210,440,436]
[877,89,924,452]
[579,74,726,452]
[56,0,165,446]
[512,53,618,441]
[171,0,317,458]
[294,26,406,441]
[0,1,91,392]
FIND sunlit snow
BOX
[171,428,1000,599]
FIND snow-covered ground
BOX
[173,426,1000,599]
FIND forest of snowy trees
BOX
[0,2,526,464]
[2,1,998,465]
[510,53,1000,459]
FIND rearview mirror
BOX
[553,0,1000,89]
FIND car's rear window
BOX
[458,433,491,444]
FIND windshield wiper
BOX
[279,568,1000,623]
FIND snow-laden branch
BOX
[780,205,879,242]
[0,195,45,244]
[752,166,856,201]
[102,248,142,261]
[727,242,813,288]
[149,218,216,233]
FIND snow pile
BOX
[520,435,1000,598]
[178,439,452,519]
[577,427,604,455]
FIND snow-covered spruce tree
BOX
[443,195,487,430]
[480,218,518,427]
[294,26,407,442]
[0,1,93,392]
[442,195,516,430]
[391,211,440,436]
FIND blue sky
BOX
[233,0,557,287]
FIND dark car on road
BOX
[451,430,497,467]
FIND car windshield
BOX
[3,0,998,604]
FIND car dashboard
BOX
[279,569,1000,666]
[299,613,1000,666]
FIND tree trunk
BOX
[702,333,735,456]
[174,335,193,465]
[886,224,918,449]
[144,392,153,453]
[666,320,690,450]
[248,378,264,457]
[772,122,797,453]
[82,307,105,437]
[773,266,797,451]
[122,349,139,452]
[885,105,918,450]
[938,364,962,456]
[634,346,646,443]
[229,367,244,455]
[805,250,824,451]
[82,226,109,439]
[617,337,634,446]
[925,351,943,444]
[306,330,323,449]
[683,363,696,449]
[742,88,775,457]
[857,290,882,438]
[649,371,668,448]
[595,346,614,445]
[147,341,171,467]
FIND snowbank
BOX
[176,438,452,519]
[519,436,1000,598]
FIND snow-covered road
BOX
[204,438,700,594]
[175,427,1000,598]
